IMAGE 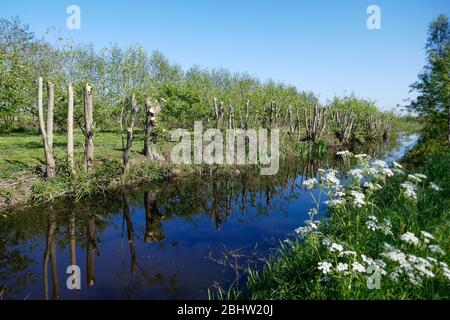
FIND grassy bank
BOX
[0,130,177,210]
[0,117,422,212]
[229,140,450,299]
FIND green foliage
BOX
[407,14,450,141]
[232,146,450,300]
[291,140,327,159]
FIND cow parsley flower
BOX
[348,168,363,181]
[366,220,379,231]
[420,231,434,240]
[429,182,442,191]
[336,262,349,272]
[318,261,332,274]
[302,178,317,189]
[400,232,420,246]
[414,173,427,180]
[336,150,352,158]
[372,160,388,168]
[364,182,382,191]
[323,171,340,186]
[324,199,344,207]
[352,262,366,273]
[401,182,417,200]
[350,190,365,207]
[428,245,445,255]
[408,174,422,183]
[393,161,403,169]
[329,243,344,253]
[361,254,375,265]
[339,250,357,257]
[381,168,394,177]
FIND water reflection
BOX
[0,135,416,299]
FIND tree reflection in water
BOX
[0,136,409,299]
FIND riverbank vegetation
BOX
[224,14,450,300]
[0,16,421,211]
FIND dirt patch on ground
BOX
[0,171,37,212]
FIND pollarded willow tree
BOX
[37,77,55,179]
[83,84,94,172]
[143,98,165,161]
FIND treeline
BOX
[1,16,395,142]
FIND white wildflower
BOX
[323,171,340,186]
[336,263,349,272]
[318,261,333,275]
[401,182,417,200]
[361,254,375,265]
[381,168,394,177]
[400,232,420,246]
[338,250,357,257]
[426,257,438,265]
[337,150,352,158]
[393,161,403,169]
[364,182,382,191]
[303,178,317,189]
[408,174,422,183]
[428,245,445,255]
[329,243,344,253]
[420,231,434,240]
[348,168,363,181]
[324,199,344,207]
[366,220,379,231]
[374,259,387,268]
[352,262,366,273]
[429,182,442,191]
[372,160,388,168]
[350,190,365,207]
[414,173,427,180]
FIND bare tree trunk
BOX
[68,213,77,266]
[67,84,74,172]
[303,105,327,142]
[43,213,59,300]
[228,103,235,130]
[38,77,56,179]
[122,94,137,180]
[214,97,224,129]
[144,191,164,243]
[83,84,94,172]
[448,105,450,144]
[123,191,137,274]
[86,214,96,287]
[144,98,164,161]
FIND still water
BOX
[0,134,418,299]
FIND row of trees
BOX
[1,16,392,134]
[0,16,397,180]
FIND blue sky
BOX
[1,0,449,111]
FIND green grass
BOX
[229,144,450,300]
[0,130,128,171]
[0,130,175,207]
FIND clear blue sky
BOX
[1,0,449,111]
